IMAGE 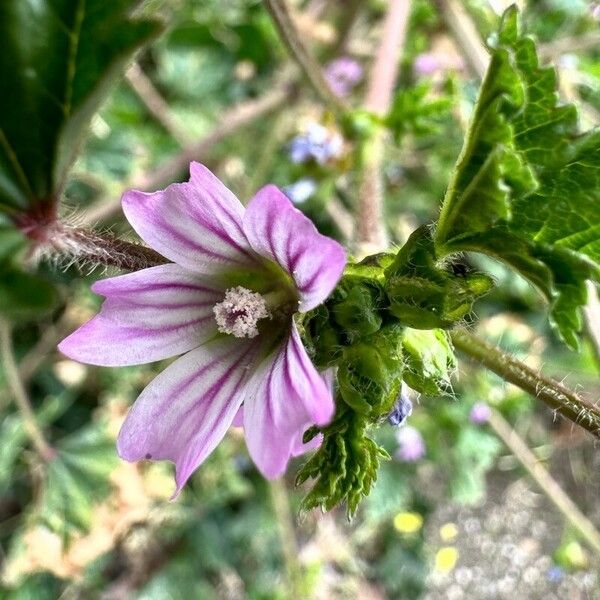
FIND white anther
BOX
[213,286,270,338]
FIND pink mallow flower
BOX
[59,162,346,493]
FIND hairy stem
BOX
[489,409,600,555]
[0,319,56,461]
[263,0,348,115]
[451,329,600,439]
[40,223,169,271]
[355,0,412,254]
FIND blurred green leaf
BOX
[0,265,59,321]
[435,7,600,348]
[386,81,453,141]
[37,424,118,539]
[0,572,66,600]
[0,395,68,493]
[0,0,161,213]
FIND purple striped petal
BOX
[122,162,260,275]
[243,185,346,312]
[243,322,334,479]
[58,264,221,366]
[117,336,259,495]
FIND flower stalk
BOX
[451,328,600,439]
[0,318,56,461]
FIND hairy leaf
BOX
[435,7,600,347]
[0,0,161,214]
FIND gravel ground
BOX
[423,465,600,600]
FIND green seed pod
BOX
[300,304,343,369]
[402,328,456,395]
[332,280,383,340]
[337,324,403,417]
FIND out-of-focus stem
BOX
[434,0,488,79]
[268,479,303,598]
[125,63,190,146]
[263,0,348,115]
[539,31,600,61]
[489,409,600,556]
[0,319,56,461]
[451,329,600,439]
[81,86,292,225]
[330,0,363,56]
[355,0,412,255]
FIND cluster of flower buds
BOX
[296,228,488,513]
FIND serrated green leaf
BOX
[435,6,600,348]
[0,0,161,213]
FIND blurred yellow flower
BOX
[393,511,423,534]
[435,546,459,573]
[439,522,458,542]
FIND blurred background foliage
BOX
[1,0,600,598]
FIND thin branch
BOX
[330,0,363,56]
[434,0,488,79]
[355,0,412,255]
[539,31,600,61]
[80,86,292,225]
[489,409,600,556]
[0,319,56,461]
[263,0,348,115]
[451,329,600,439]
[125,63,190,146]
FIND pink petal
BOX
[242,185,346,311]
[232,405,244,428]
[58,264,221,366]
[243,323,334,479]
[117,336,260,494]
[122,162,260,275]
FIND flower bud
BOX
[402,328,456,395]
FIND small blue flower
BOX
[284,178,317,204]
[388,385,413,426]
[547,566,564,584]
[288,123,343,165]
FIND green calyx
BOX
[298,226,488,516]
[384,226,494,329]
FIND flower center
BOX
[213,286,271,339]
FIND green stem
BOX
[451,328,600,439]
[268,479,303,598]
[0,319,56,461]
[263,0,348,116]
[489,409,600,556]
